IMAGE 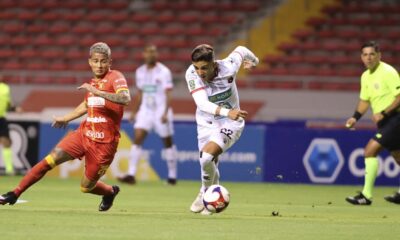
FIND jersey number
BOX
[220,128,233,139]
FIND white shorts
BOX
[134,109,174,138]
[197,119,244,152]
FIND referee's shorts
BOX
[0,117,10,138]
[373,112,400,151]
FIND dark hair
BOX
[361,41,380,52]
[191,44,214,62]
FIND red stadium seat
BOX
[49,22,71,34]
[49,61,68,71]
[33,35,53,46]
[4,60,22,70]
[17,10,37,21]
[19,48,37,58]
[10,35,29,46]
[2,22,24,34]
[55,35,76,46]
[0,48,15,58]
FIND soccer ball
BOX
[203,185,230,213]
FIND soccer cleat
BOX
[384,192,400,204]
[345,192,372,205]
[167,178,177,186]
[190,191,204,213]
[200,209,213,215]
[117,175,136,185]
[0,191,18,205]
[99,185,120,211]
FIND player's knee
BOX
[80,186,91,193]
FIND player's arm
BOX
[130,89,142,121]
[6,90,22,113]
[345,100,370,128]
[377,71,400,122]
[52,101,87,129]
[78,83,131,105]
[161,89,172,123]
[382,95,400,117]
[191,89,248,121]
[229,46,259,70]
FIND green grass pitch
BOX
[1,177,400,240]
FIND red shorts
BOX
[57,130,118,181]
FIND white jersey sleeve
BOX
[162,67,173,90]
[134,68,143,90]
[224,46,259,73]
[185,65,206,94]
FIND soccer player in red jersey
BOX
[0,42,131,211]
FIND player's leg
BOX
[213,157,220,185]
[81,141,119,211]
[190,140,222,213]
[384,150,400,204]
[0,136,13,175]
[0,147,74,205]
[157,112,178,185]
[346,139,382,205]
[118,128,148,184]
[161,136,178,185]
[0,118,14,175]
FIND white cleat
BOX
[190,191,204,213]
[200,209,213,215]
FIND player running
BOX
[117,45,178,185]
[345,41,400,205]
[186,44,258,214]
[0,42,131,211]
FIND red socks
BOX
[88,181,114,196]
[13,160,52,197]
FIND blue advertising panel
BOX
[39,121,266,182]
[263,124,400,186]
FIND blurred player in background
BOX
[345,41,400,205]
[118,44,178,185]
[0,75,22,175]
[186,44,258,214]
[0,43,130,211]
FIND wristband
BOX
[219,108,230,117]
[352,111,362,121]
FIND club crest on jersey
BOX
[189,79,196,91]
[374,83,380,90]
[87,96,105,107]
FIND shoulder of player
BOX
[380,61,398,75]
[185,64,198,81]
[156,62,171,73]
[108,70,127,83]
[217,59,236,75]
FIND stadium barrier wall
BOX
[15,120,399,186]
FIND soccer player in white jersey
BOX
[186,44,259,214]
[118,45,178,185]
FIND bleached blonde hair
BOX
[89,42,111,58]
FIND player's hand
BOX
[228,109,248,121]
[345,117,357,129]
[161,113,168,123]
[52,116,68,129]
[243,58,258,70]
[372,113,384,124]
[15,106,23,113]
[77,83,98,94]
